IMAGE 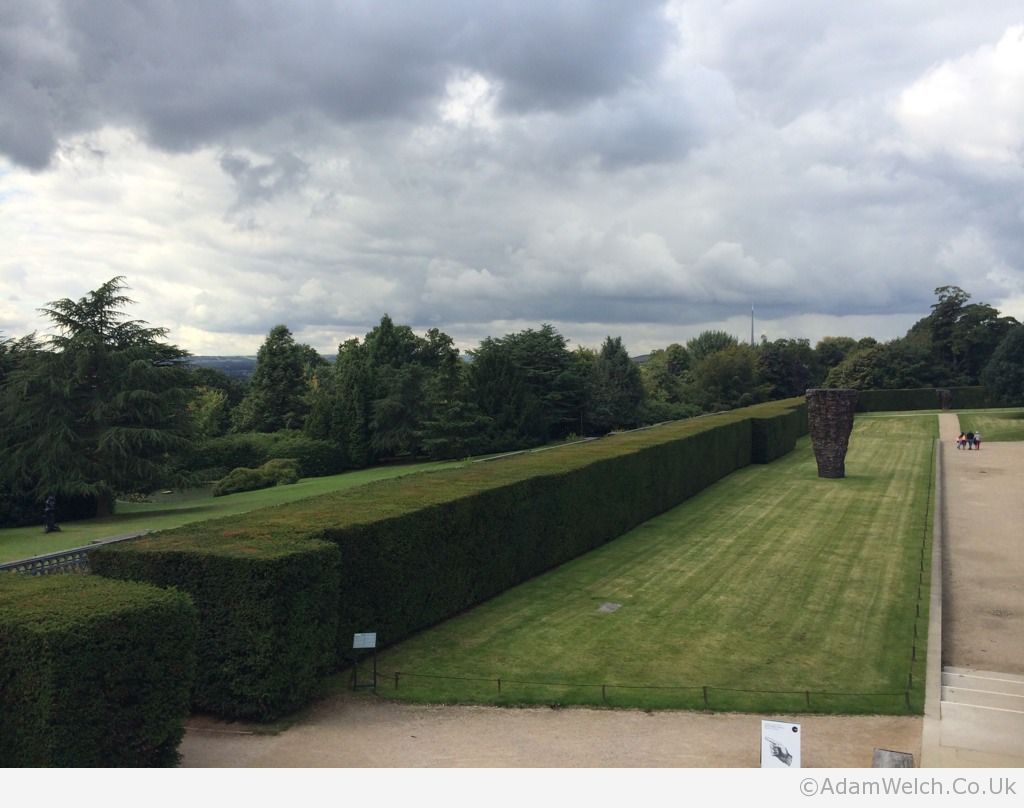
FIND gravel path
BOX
[938,413,1024,674]
[180,693,920,767]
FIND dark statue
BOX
[806,388,858,478]
[43,494,61,534]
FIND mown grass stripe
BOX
[376,414,935,713]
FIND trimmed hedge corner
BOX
[92,537,341,721]
[0,575,197,767]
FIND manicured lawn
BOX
[376,414,935,714]
[0,460,463,564]
[956,408,1024,442]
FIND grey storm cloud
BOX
[1,1,1022,357]
[0,0,673,170]
[219,151,310,207]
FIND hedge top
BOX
[0,574,190,634]
[99,398,805,559]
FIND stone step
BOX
[942,685,1024,713]
[939,701,1024,757]
[942,668,1024,698]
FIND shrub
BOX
[194,431,344,479]
[191,433,269,476]
[265,433,345,477]
[0,575,197,766]
[92,538,340,721]
[212,458,301,497]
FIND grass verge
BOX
[0,459,462,564]
[376,414,935,715]
[955,408,1024,442]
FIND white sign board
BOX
[761,720,801,768]
[353,632,377,649]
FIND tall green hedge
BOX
[95,398,806,720]
[0,575,197,767]
[751,400,809,463]
[854,386,991,412]
[92,538,340,721]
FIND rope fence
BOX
[373,669,913,713]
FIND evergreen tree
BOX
[469,324,584,447]
[233,324,317,432]
[306,338,372,468]
[585,336,644,433]
[0,277,193,516]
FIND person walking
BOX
[966,431,975,450]
[974,431,981,450]
[957,432,966,449]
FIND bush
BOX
[92,538,340,721]
[191,434,269,476]
[265,433,345,477]
[194,431,344,479]
[212,458,301,497]
[0,575,197,766]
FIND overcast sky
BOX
[2,2,1023,356]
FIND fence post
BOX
[702,686,709,709]
[602,684,607,703]
[805,690,811,708]
[497,678,501,694]
[394,672,400,690]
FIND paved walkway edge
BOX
[921,437,944,766]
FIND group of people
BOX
[956,431,982,450]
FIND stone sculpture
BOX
[806,388,858,478]
[43,494,61,533]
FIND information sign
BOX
[761,720,801,768]
[353,632,377,650]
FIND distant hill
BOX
[190,353,646,380]
[188,356,257,380]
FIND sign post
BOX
[352,632,378,691]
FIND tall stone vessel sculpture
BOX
[806,388,858,478]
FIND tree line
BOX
[2,278,1022,525]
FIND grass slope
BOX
[377,414,935,714]
[956,408,1024,442]
[0,460,462,564]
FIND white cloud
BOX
[896,25,1024,164]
